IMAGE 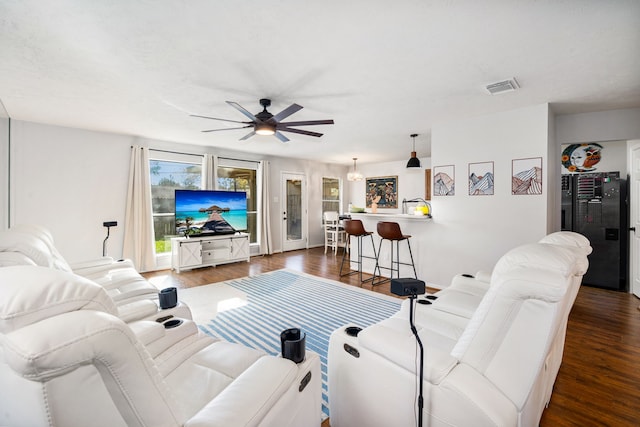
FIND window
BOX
[322,177,341,215]
[149,153,203,254]
[217,159,259,244]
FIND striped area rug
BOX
[190,269,401,420]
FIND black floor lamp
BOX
[390,278,426,427]
[103,221,117,256]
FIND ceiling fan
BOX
[191,98,334,143]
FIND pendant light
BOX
[406,133,421,168]
[347,157,364,181]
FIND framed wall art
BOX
[512,157,542,195]
[433,165,455,196]
[365,176,398,208]
[468,161,494,196]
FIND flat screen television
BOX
[174,189,247,237]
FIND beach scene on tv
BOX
[175,190,247,236]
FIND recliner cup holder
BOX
[159,287,178,309]
[345,326,363,337]
[164,319,183,329]
[281,328,306,363]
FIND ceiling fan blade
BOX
[239,130,256,141]
[191,114,252,125]
[226,101,258,121]
[279,127,323,138]
[278,119,334,127]
[274,131,290,143]
[201,125,252,133]
[272,103,303,122]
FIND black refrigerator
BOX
[561,171,628,291]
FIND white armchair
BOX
[0,266,321,427]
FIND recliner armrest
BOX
[71,258,135,276]
[475,270,492,283]
[117,299,161,322]
[185,356,299,427]
[448,273,491,294]
[358,321,458,384]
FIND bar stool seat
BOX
[373,221,417,286]
[339,219,380,284]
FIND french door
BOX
[281,172,307,252]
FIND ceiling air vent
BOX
[485,78,520,95]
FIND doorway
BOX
[629,140,640,297]
[281,172,307,252]
[560,140,631,291]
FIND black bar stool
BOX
[372,221,417,286]
[339,219,380,284]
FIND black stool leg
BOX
[339,234,351,277]
[393,240,399,279]
[406,239,417,278]
[372,238,384,286]
[370,234,380,279]
[357,235,364,284]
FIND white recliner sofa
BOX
[0,225,202,363]
[0,265,321,427]
[0,224,159,302]
[328,232,590,427]
[0,225,190,323]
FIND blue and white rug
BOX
[180,269,401,420]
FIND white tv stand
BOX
[171,233,250,273]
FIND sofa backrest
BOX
[451,243,587,410]
[8,224,73,272]
[539,231,592,256]
[0,266,118,333]
[0,230,56,268]
[0,266,183,426]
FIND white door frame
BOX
[628,140,640,297]
[281,172,308,252]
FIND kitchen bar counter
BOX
[348,212,432,221]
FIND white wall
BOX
[556,108,640,144]
[0,117,8,229]
[7,120,349,264]
[426,104,552,288]
[10,120,133,261]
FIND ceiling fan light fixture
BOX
[255,123,276,135]
[406,133,421,168]
[194,98,333,142]
[347,157,364,181]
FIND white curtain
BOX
[203,154,215,189]
[123,146,156,272]
[260,160,273,255]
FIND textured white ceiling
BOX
[1,0,639,164]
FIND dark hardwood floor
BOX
[143,247,640,427]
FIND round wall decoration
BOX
[561,143,603,172]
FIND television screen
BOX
[175,189,247,236]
